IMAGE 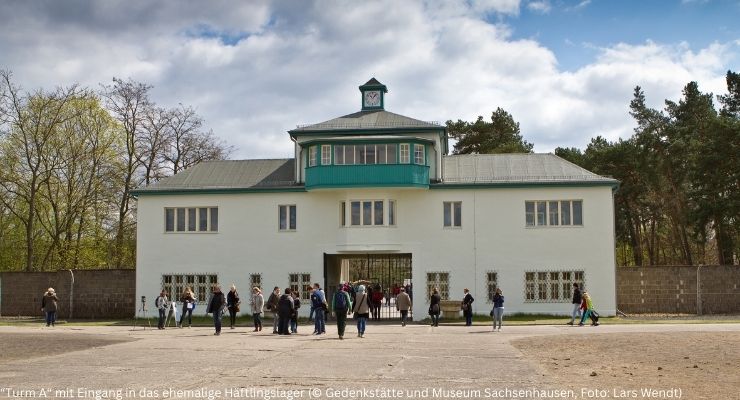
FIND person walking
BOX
[155,290,169,330]
[353,284,370,338]
[290,291,301,333]
[396,287,412,327]
[179,287,195,328]
[461,288,474,326]
[41,288,59,327]
[332,284,351,340]
[250,287,264,332]
[491,288,504,332]
[277,288,294,335]
[578,292,599,326]
[371,284,383,320]
[567,283,582,325]
[207,285,226,336]
[429,288,441,327]
[311,283,326,335]
[226,284,240,329]
[266,287,280,334]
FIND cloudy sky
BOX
[1,0,738,159]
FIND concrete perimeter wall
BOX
[0,269,135,319]
[616,265,740,314]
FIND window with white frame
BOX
[399,144,410,164]
[308,146,317,167]
[414,144,425,165]
[524,270,584,302]
[486,272,498,303]
[249,273,262,291]
[165,207,218,233]
[331,144,399,165]
[525,200,583,227]
[162,274,218,304]
[279,205,296,231]
[346,200,388,226]
[289,273,312,301]
[321,144,331,165]
[426,272,450,301]
[443,201,462,228]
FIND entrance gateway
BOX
[323,253,413,320]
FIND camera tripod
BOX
[132,299,151,331]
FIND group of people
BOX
[148,281,596,336]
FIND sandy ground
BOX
[0,323,739,399]
[512,331,740,400]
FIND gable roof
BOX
[290,110,442,134]
[131,159,298,194]
[441,153,617,184]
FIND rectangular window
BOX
[572,200,583,226]
[374,201,384,225]
[414,144,424,165]
[362,201,372,226]
[334,145,344,165]
[548,201,559,226]
[279,205,297,231]
[560,201,571,225]
[525,201,535,227]
[289,273,311,301]
[377,144,386,164]
[199,208,208,231]
[187,208,197,231]
[344,145,354,164]
[355,145,365,165]
[308,146,317,167]
[210,208,218,232]
[162,274,218,304]
[351,201,361,225]
[486,272,498,303]
[387,144,397,164]
[366,144,376,164]
[340,201,346,226]
[165,209,175,232]
[389,200,396,226]
[321,144,331,165]
[536,201,546,226]
[250,274,262,290]
[443,201,462,228]
[524,270,584,302]
[426,272,450,301]
[400,144,410,163]
[176,208,186,231]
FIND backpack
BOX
[334,291,348,311]
[311,292,322,308]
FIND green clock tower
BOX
[359,77,388,111]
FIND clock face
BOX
[364,90,381,107]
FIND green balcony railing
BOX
[305,164,430,189]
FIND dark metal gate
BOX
[325,253,412,321]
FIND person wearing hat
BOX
[250,287,264,332]
[41,288,59,327]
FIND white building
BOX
[133,78,618,319]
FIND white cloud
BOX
[0,0,737,158]
[527,0,552,14]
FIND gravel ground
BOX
[0,330,134,363]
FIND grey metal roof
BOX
[133,159,297,192]
[441,154,617,184]
[291,110,442,133]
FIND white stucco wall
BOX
[135,185,616,319]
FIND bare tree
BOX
[139,106,173,185]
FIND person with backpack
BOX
[567,283,582,325]
[250,287,264,332]
[461,288,474,326]
[277,288,294,335]
[265,287,280,334]
[155,290,169,330]
[332,284,351,340]
[578,291,599,326]
[353,284,370,338]
[206,285,226,336]
[311,283,326,335]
